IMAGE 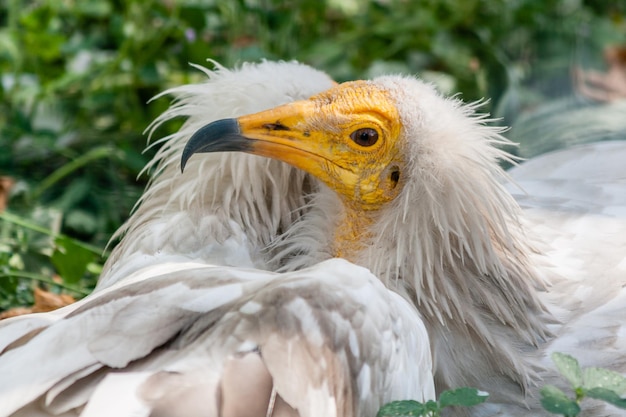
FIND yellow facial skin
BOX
[237,81,405,212]
[228,81,406,259]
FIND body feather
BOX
[0,260,434,417]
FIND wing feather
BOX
[0,259,434,417]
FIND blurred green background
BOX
[0,0,624,310]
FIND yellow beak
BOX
[182,99,363,201]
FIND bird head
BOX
[180,76,520,267]
[182,80,407,212]
[181,75,536,302]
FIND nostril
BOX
[263,122,290,131]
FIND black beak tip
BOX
[180,118,245,173]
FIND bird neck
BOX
[331,203,378,261]
[352,184,554,397]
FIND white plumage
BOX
[0,259,433,417]
[0,60,625,417]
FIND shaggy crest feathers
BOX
[99,61,334,288]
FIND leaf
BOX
[585,388,626,409]
[582,367,626,393]
[423,400,439,413]
[51,236,95,285]
[75,0,112,17]
[439,387,489,408]
[552,352,583,388]
[377,400,427,417]
[583,367,626,408]
[540,385,581,417]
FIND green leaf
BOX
[376,400,427,417]
[0,31,21,62]
[552,353,583,388]
[31,146,117,201]
[582,367,626,409]
[423,400,439,413]
[582,367,626,394]
[51,236,95,285]
[540,385,581,417]
[585,388,626,410]
[75,0,112,17]
[439,387,489,408]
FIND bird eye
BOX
[350,128,378,147]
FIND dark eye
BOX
[350,128,379,147]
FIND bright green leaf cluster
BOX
[377,388,488,417]
[541,353,626,416]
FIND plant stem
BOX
[31,146,118,201]
[0,211,107,256]
[1,270,90,296]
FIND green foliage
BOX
[438,387,490,408]
[376,355,626,417]
[378,400,433,417]
[553,351,584,388]
[377,388,488,417]
[0,211,98,310]
[541,385,582,417]
[541,353,626,416]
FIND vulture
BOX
[0,60,625,417]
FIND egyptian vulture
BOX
[0,61,625,417]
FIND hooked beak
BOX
[180,118,250,172]
[180,100,342,188]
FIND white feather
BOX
[0,259,434,417]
